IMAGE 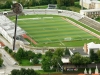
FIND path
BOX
[22,34,37,45]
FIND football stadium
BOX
[1,9,100,47]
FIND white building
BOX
[80,0,100,18]
[80,0,100,9]
[80,9,100,18]
[83,42,100,55]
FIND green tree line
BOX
[11,68,40,75]
[4,46,42,65]
[0,0,80,9]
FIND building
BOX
[69,47,89,57]
[80,0,100,18]
[83,42,100,55]
[47,4,57,9]
[80,0,100,9]
[80,9,100,18]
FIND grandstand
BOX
[79,16,100,31]
[23,9,83,20]
[0,14,27,45]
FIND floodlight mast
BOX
[12,3,23,50]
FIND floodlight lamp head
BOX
[12,3,23,14]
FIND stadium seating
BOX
[79,16,100,31]
[23,9,83,20]
[0,15,26,45]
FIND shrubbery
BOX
[4,46,42,65]
[11,68,40,75]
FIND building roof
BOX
[83,0,91,4]
[87,42,100,49]
[83,0,98,3]
[80,9,100,12]
[61,55,70,63]
[92,1,100,4]
[61,57,70,63]
[70,47,88,55]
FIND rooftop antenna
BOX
[11,3,23,50]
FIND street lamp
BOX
[12,3,23,50]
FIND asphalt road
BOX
[0,48,42,75]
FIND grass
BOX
[19,58,42,66]
[36,70,62,75]
[66,6,81,12]
[8,15,100,47]
[20,59,32,66]
[0,9,11,12]
[96,17,100,22]
[67,17,100,35]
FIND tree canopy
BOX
[11,68,40,75]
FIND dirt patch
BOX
[22,34,37,45]
[0,42,5,46]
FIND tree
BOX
[97,50,100,62]
[26,51,36,59]
[51,48,64,71]
[51,0,57,4]
[4,0,12,9]
[36,53,42,58]
[11,69,20,75]
[15,48,25,61]
[90,49,98,62]
[41,56,52,71]
[0,58,3,67]
[4,46,9,51]
[64,47,70,55]
[52,55,62,71]
[11,68,40,75]
[45,50,53,58]
[54,48,64,57]
[70,53,82,67]
[41,48,64,72]
[32,57,39,65]
[81,57,91,67]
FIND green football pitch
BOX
[9,15,98,47]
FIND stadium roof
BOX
[0,15,26,38]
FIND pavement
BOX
[0,35,42,75]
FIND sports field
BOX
[9,15,98,47]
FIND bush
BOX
[66,8,72,11]
[32,57,39,65]
[74,2,81,8]
[8,49,13,54]
[4,46,9,51]
[60,6,66,10]
[36,53,42,58]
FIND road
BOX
[0,35,43,75]
[0,48,42,75]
